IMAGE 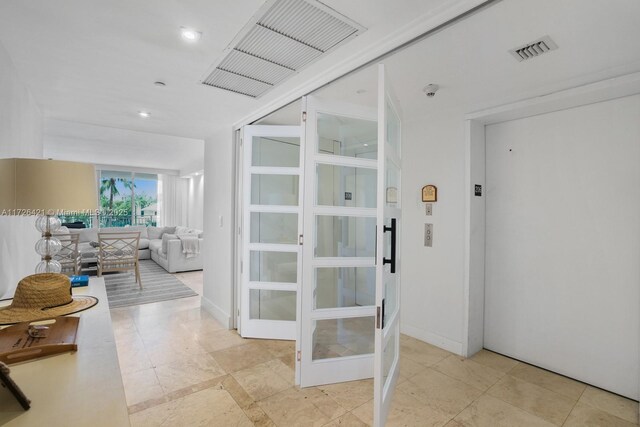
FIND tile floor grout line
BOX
[573,387,640,425]
[559,383,586,427]
[487,373,579,427]
[418,363,494,395]
[447,389,482,425]
[127,374,230,415]
[485,391,562,426]
[507,361,589,400]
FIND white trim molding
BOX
[401,324,463,355]
[201,295,233,329]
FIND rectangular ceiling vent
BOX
[509,35,558,62]
[201,0,365,98]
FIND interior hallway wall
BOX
[187,174,204,230]
[0,41,43,297]
[202,128,235,327]
[400,106,467,353]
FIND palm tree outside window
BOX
[59,169,158,228]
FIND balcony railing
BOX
[59,215,157,229]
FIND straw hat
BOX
[0,274,98,325]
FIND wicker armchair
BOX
[97,231,142,289]
[53,233,81,276]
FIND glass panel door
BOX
[374,63,402,427]
[240,125,302,340]
[300,96,379,387]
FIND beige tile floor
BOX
[110,271,639,426]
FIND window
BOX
[98,170,158,227]
[133,173,158,226]
[58,169,158,228]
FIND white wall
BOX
[0,41,43,297]
[0,43,42,157]
[399,107,468,353]
[464,119,486,356]
[201,128,235,327]
[483,94,640,399]
[187,174,204,231]
[44,119,204,175]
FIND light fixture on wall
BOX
[0,159,98,273]
[180,27,202,42]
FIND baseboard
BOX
[201,296,232,329]
[401,324,464,356]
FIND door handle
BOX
[382,218,396,273]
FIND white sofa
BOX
[65,225,203,273]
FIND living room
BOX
[1,1,640,426]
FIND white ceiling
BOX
[3,0,638,145]
[0,0,453,140]
[313,0,640,122]
[43,118,204,174]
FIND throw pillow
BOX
[175,226,190,235]
[164,226,176,234]
[147,226,164,240]
[123,225,149,239]
[78,228,99,243]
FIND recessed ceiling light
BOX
[154,81,166,87]
[363,143,369,147]
[138,111,151,118]
[180,27,202,42]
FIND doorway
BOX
[465,88,640,402]
[236,64,403,427]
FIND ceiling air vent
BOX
[201,0,365,98]
[509,35,558,62]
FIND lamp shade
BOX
[0,158,98,213]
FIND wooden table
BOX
[0,277,130,426]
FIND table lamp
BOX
[0,158,98,273]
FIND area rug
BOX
[103,260,198,309]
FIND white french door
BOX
[240,65,402,426]
[373,63,402,427]
[299,95,379,387]
[298,65,402,427]
[240,125,302,340]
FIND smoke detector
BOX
[423,84,439,97]
[509,35,558,62]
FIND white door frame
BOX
[373,63,403,427]
[234,129,243,330]
[462,72,640,406]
